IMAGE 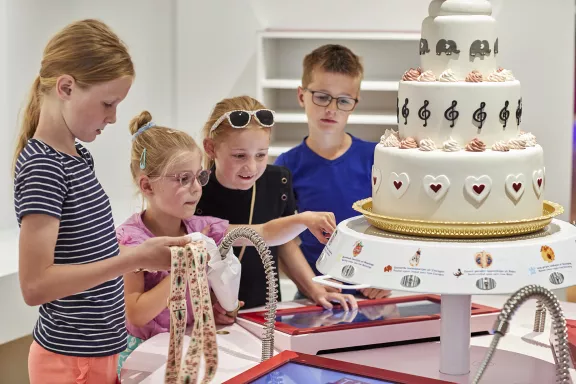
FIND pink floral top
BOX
[115,212,229,340]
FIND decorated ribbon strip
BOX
[165,241,218,384]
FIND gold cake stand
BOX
[352,198,564,239]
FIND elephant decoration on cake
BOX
[470,40,491,57]
[494,38,499,55]
[420,38,430,55]
[436,39,461,55]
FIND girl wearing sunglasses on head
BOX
[197,96,358,311]
[115,110,346,375]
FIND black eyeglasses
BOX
[303,89,359,111]
[210,109,275,132]
[150,169,211,187]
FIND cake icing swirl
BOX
[508,137,527,149]
[486,70,507,82]
[382,134,401,148]
[402,68,422,81]
[519,132,537,146]
[500,69,515,81]
[387,128,400,139]
[418,70,437,82]
[380,128,400,143]
[438,69,459,82]
[491,140,510,152]
[442,137,461,152]
[465,138,486,152]
[465,70,483,83]
[399,137,418,149]
[419,138,437,151]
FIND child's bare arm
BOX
[124,271,171,328]
[18,214,189,306]
[227,211,336,247]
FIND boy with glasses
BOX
[275,44,391,300]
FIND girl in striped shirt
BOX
[13,20,190,384]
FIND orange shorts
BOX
[28,340,120,384]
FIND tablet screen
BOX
[276,300,441,329]
[250,362,397,384]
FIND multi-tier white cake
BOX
[372,0,544,223]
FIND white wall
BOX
[175,0,264,143]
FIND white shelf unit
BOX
[256,30,421,158]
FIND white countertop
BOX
[120,292,576,383]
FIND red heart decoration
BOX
[473,184,485,194]
[393,181,403,190]
[513,182,522,192]
[537,178,543,187]
[373,176,377,185]
[430,184,442,193]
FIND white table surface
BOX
[120,291,576,383]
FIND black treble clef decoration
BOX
[418,100,431,127]
[444,100,459,128]
[499,100,510,129]
[516,98,522,126]
[402,98,410,125]
[396,97,400,124]
[473,102,487,129]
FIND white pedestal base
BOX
[440,294,472,375]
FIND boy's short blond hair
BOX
[301,44,364,88]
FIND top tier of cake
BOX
[420,0,497,79]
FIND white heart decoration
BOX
[372,166,382,193]
[505,173,525,201]
[389,172,410,198]
[532,169,544,197]
[422,175,450,201]
[464,175,492,203]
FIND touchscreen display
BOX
[276,300,441,329]
[250,362,396,384]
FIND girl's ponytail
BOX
[13,76,42,172]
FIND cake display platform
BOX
[313,216,576,379]
[314,216,576,296]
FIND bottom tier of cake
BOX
[372,145,545,222]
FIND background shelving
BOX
[255,29,420,158]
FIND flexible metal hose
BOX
[218,227,278,362]
[471,285,571,383]
[534,299,546,332]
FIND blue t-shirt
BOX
[274,135,375,275]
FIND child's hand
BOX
[212,300,245,325]
[360,288,392,300]
[201,225,211,235]
[302,211,336,244]
[135,235,191,271]
[311,290,358,312]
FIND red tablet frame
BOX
[238,294,500,335]
[223,350,454,384]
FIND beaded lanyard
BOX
[165,241,218,384]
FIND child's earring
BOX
[140,148,147,170]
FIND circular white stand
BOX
[313,217,576,381]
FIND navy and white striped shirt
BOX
[14,139,126,357]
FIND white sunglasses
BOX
[210,109,276,133]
